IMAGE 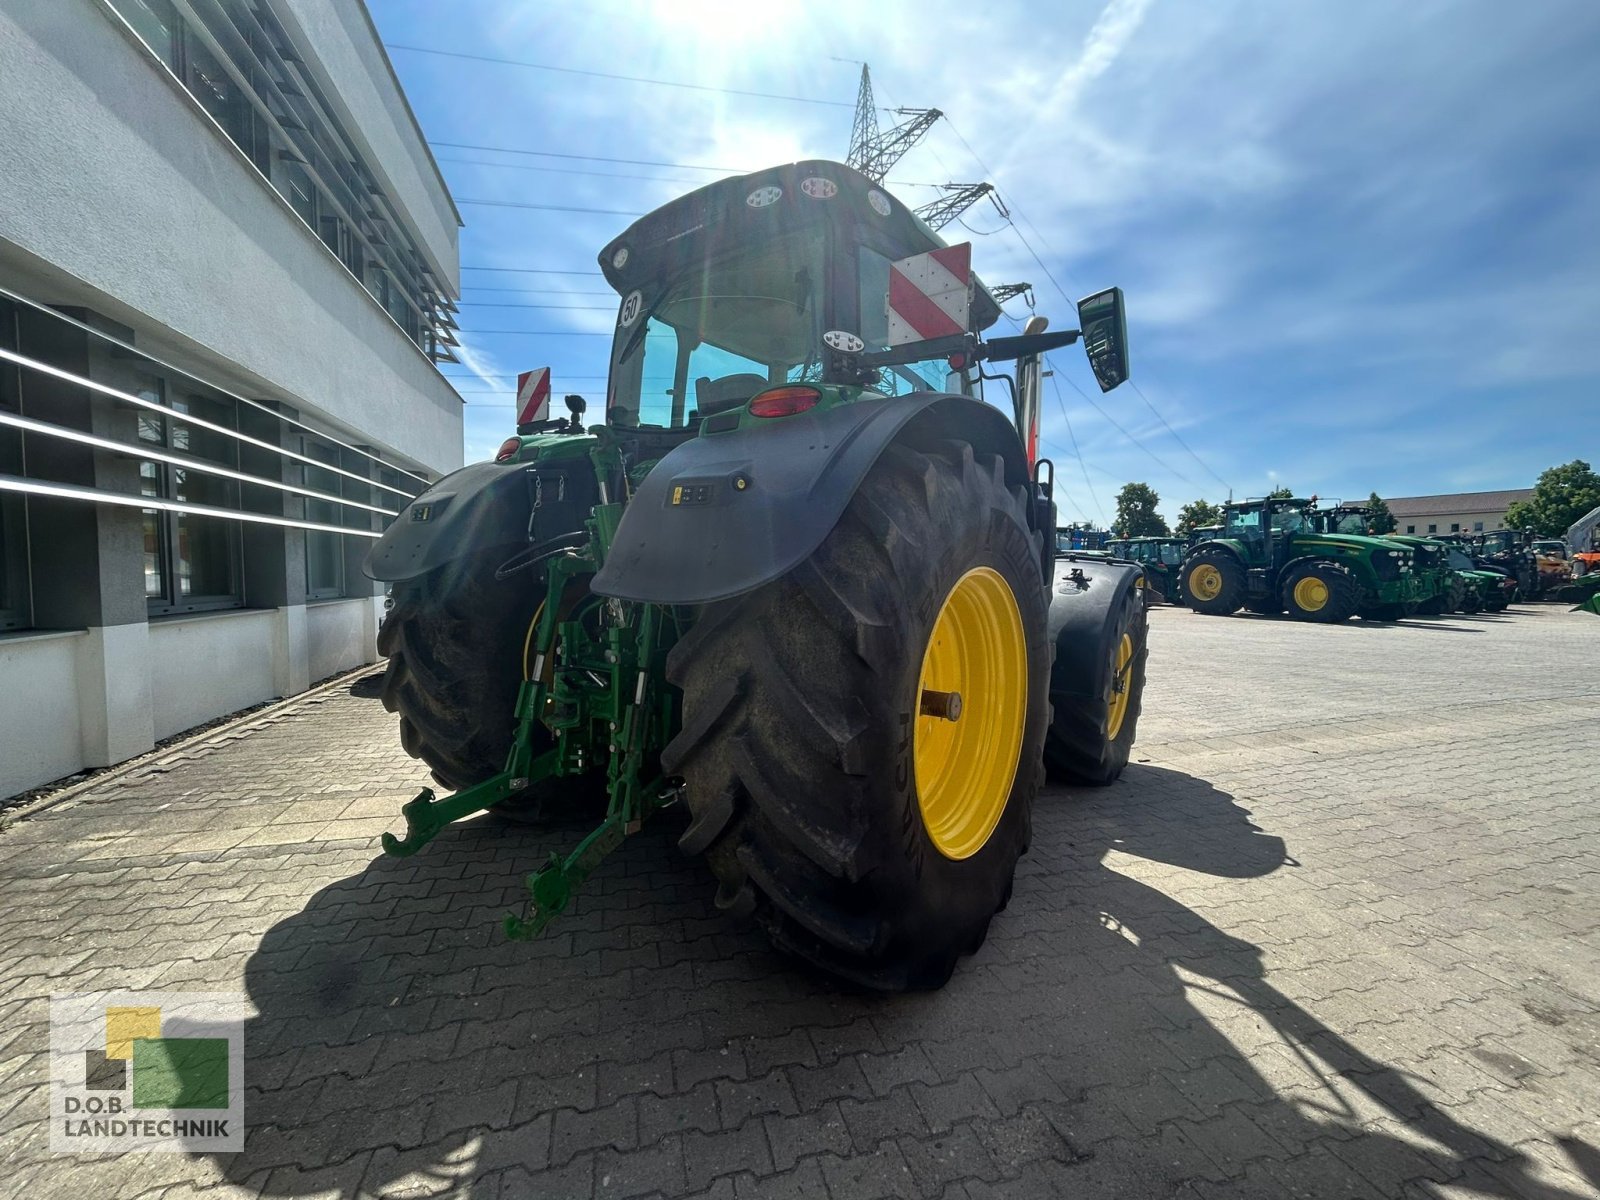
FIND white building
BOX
[0,0,463,798]
[1385,489,1535,538]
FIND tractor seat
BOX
[695,373,767,416]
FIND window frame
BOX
[0,300,31,631]
[302,435,348,600]
[137,380,245,617]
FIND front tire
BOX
[1184,551,1246,616]
[1044,583,1148,786]
[1281,561,1359,623]
[663,440,1049,991]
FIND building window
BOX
[1405,525,1415,534]
[1474,521,1484,532]
[0,302,29,631]
[117,0,179,69]
[1427,524,1437,533]
[302,438,346,599]
[281,161,317,226]
[1450,523,1460,532]
[137,381,244,615]
[106,0,453,359]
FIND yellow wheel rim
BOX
[1189,563,1223,601]
[914,566,1027,861]
[1106,633,1134,741]
[1293,577,1329,611]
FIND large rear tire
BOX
[377,551,599,813]
[1044,583,1148,786]
[1184,550,1246,616]
[663,440,1049,991]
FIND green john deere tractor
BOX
[365,160,1148,990]
[1311,503,1491,616]
[1182,496,1417,622]
[1106,537,1189,604]
[1436,534,1520,608]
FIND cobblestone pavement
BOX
[2,602,1599,1199]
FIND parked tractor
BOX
[1310,503,1494,616]
[1107,536,1188,604]
[1471,530,1540,599]
[1434,535,1518,611]
[364,160,1147,990]
[1182,496,1416,622]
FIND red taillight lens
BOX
[748,386,821,419]
[495,437,521,462]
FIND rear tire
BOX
[1281,561,1359,623]
[663,440,1048,991]
[377,550,599,814]
[1184,550,1246,616]
[1044,583,1148,786]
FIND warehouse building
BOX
[0,0,462,798]
[1386,489,1534,537]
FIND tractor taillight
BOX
[495,437,521,462]
[748,386,820,419]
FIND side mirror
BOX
[1077,287,1129,392]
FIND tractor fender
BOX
[591,394,1031,605]
[363,460,531,583]
[1047,556,1144,700]
[1279,552,1362,584]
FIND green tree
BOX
[1267,485,1293,500]
[1503,460,1600,537]
[1114,482,1169,537]
[1174,498,1223,535]
[1366,491,1396,533]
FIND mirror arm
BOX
[978,329,1082,362]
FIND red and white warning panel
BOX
[886,243,972,346]
[516,367,551,425]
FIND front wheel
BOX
[1184,551,1246,616]
[1044,582,1148,786]
[1281,562,1359,623]
[663,440,1049,991]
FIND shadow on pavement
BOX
[193,766,1596,1198]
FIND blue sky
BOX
[370,0,1600,525]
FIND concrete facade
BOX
[0,0,460,799]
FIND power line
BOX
[387,43,857,108]
[455,197,644,217]
[1044,360,1107,523]
[941,116,1232,494]
[460,266,604,275]
[458,330,615,336]
[435,154,731,187]
[462,288,616,296]
[457,302,615,310]
[433,140,744,173]
[1056,363,1202,492]
[1126,380,1233,492]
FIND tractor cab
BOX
[596,160,1003,432]
[1310,502,1376,538]
[1220,496,1319,569]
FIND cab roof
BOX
[596,159,1002,331]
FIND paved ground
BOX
[2,601,1599,1199]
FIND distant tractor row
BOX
[1099,496,1555,624]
